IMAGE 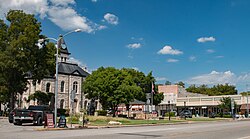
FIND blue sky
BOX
[1,0,250,92]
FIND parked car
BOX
[179,110,192,118]
[8,109,17,123]
[13,105,52,126]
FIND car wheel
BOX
[9,120,13,123]
[16,121,22,125]
[37,117,42,126]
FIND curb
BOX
[33,118,250,131]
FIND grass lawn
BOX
[67,116,228,126]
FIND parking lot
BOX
[0,117,41,133]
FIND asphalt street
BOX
[1,118,250,139]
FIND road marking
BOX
[238,136,250,139]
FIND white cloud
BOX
[158,46,183,55]
[104,13,119,25]
[167,58,179,63]
[0,0,104,33]
[91,0,98,2]
[127,43,141,49]
[68,57,86,67]
[132,67,139,71]
[207,49,215,53]
[186,71,236,85]
[50,0,75,6]
[197,36,216,43]
[189,56,196,62]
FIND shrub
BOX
[165,112,176,117]
[57,109,69,117]
[96,110,107,116]
[223,115,232,118]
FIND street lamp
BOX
[38,29,82,127]
[168,101,171,121]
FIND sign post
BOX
[46,114,54,128]
[70,90,76,128]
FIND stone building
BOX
[21,45,90,113]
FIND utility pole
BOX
[247,84,249,118]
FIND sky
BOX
[1,0,250,93]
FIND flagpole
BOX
[151,82,154,111]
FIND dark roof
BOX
[58,62,89,77]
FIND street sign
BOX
[146,93,151,99]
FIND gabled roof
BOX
[58,62,89,77]
[130,99,145,105]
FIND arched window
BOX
[46,83,50,93]
[73,81,78,93]
[60,99,64,109]
[60,81,65,93]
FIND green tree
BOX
[175,81,185,88]
[165,81,171,85]
[218,97,237,117]
[27,91,54,105]
[186,84,237,96]
[83,67,163,117]
[0,10,56,110]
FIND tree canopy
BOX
[0,10,56,110]
[83,67,163,116]
[186,84,237,96]
[27,91,54,105]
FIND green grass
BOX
[67,116,228,126]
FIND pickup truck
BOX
[13,105,53,126]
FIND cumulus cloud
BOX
[197,36,216,43]
[167,58,179,63]
[158,46,183,55]
[0,0,104,32]
[186,71,236,85]
[104,13,119,25]
[127,43,142,49]
[68,57,86,67]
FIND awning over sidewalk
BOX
[240,104,250,110]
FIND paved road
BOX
[1,118,250,139]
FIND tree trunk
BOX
[10,92,15,111]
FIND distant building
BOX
[158,84,250,117]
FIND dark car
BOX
[179,110,192,118]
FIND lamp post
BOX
[184,101,186,120]
[38,29,82,127]
[168,101,171,121]
[246,84,249,118]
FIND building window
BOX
[46,83,50,93]
[61,81,65,93]
[60,99,64,109]
[73,81,78,93]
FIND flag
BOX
[151,82,155,94]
